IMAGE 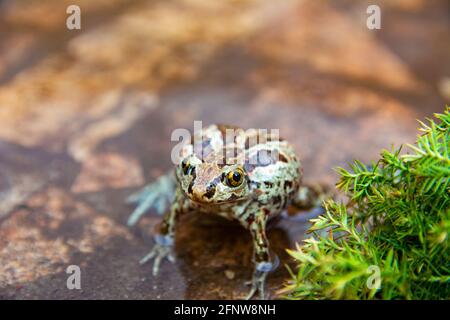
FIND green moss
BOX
[282,107,450,300]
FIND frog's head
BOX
[177,155,249,204]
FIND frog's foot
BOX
[291,183,333,210]
[127,172,175,226]
[140,234,175,276]
[245,262,274,300]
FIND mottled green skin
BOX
[131,124,302,299]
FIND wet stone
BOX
[0,0,448,299]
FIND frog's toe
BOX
[245,284,258,300]
[128,199,156,226]
[139,247,157,265]
[245,270,268,300]
[126,191,144,204]
[167,253,176,263]
[140,235,175,276]
[152,253,163,276]
[140,245,173,276]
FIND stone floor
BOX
[0,0,448,299]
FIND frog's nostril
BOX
[204,183,216,199]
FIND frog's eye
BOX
[225,168,245,187]
[181,158,192,175]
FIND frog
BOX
[127,124,323,299]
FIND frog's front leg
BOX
[127,172,176,226]
[241,210,274,300]
[140,188,189,276]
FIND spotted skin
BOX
[131,124,302,299]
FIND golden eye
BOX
[226,168,244,187]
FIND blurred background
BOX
[0,0,449,299]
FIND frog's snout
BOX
[191,183,216,203]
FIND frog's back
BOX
[242,129,301,209]
[185,124,301,209]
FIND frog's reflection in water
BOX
[171,211,312,299]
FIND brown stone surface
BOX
[0,0,448,299]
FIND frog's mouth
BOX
[188,194,240,205]
[183,188,245,205]
[189,198,242,205]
